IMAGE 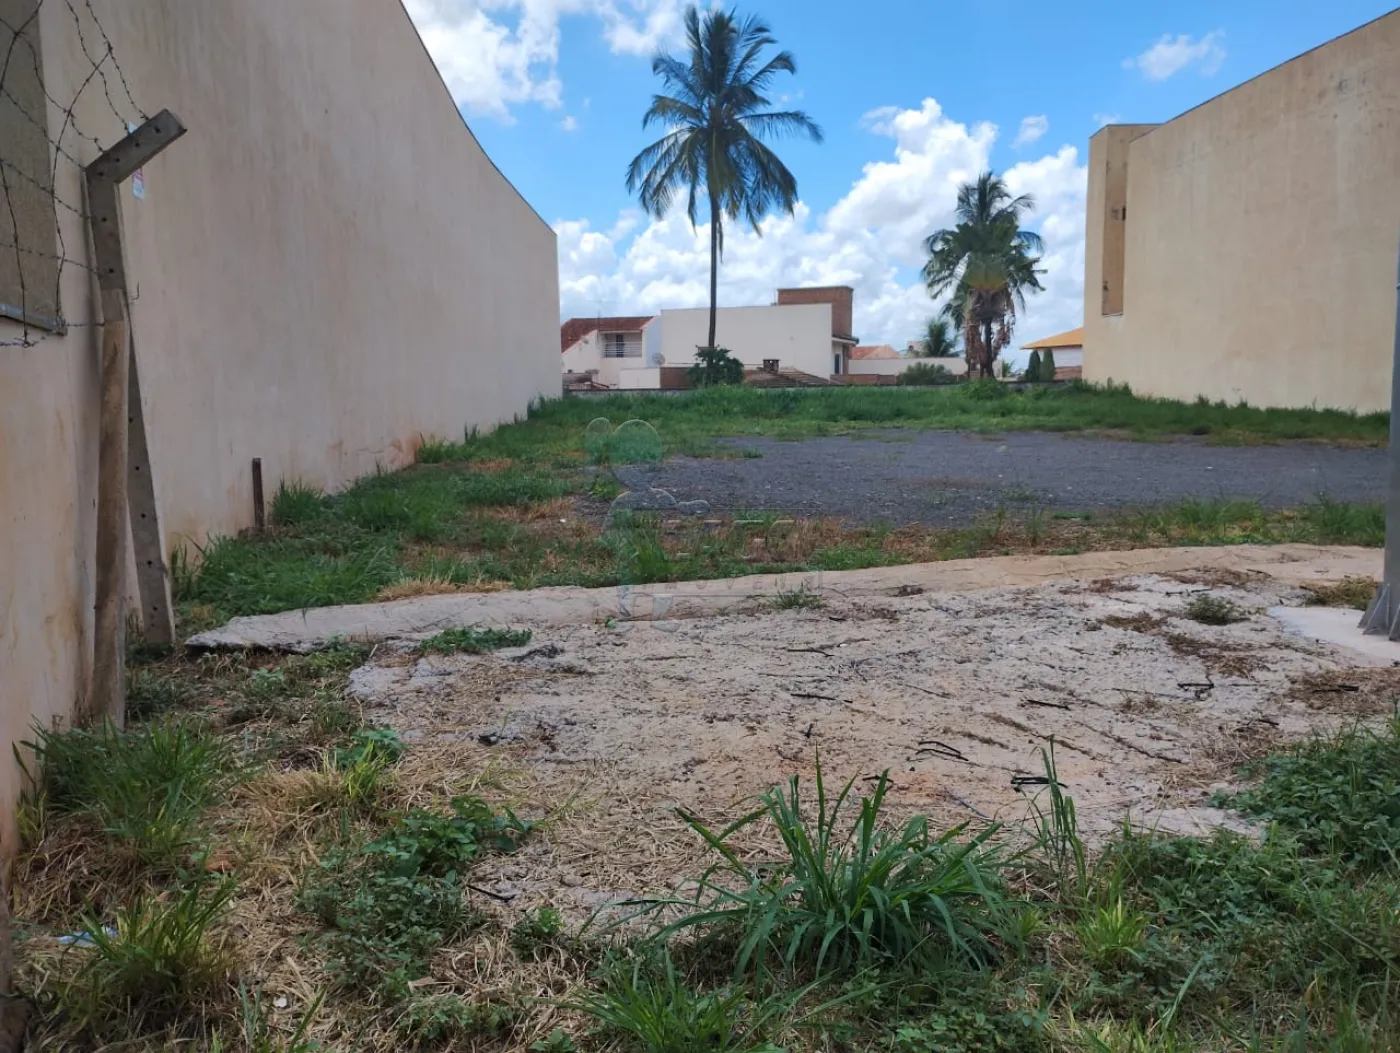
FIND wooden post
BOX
[84,111,186,725]
[87,262,131,725]
[128,337,175,645]
[252,458,266,533]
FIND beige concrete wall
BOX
[0,0,557,851]
[1083,12,1400,410]
[658,304,834,376]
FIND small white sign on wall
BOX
[127,123,145,199]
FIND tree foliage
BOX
[688,346,745,387]
[922,172,1045,379]
[918,317,959,358]
[626,6,822,351]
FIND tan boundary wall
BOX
[1083,11,1400,411]
[0,0,559,855]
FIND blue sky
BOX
[405,0,1396,352]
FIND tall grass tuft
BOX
[567,954,806,1053]
[648,759,1013,977]
[26,720,242,867]
[61,877,237,1034]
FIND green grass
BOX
[1222,718,1400,868]
[418,625,533,654]
[770,583,824,610]
[640,762,1013,978]
[473,382,1388,464]
[26,720,244,868]
[168,382,1387,624]
[61,878,238,1036]
[567,955,812,1053]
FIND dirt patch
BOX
[345,571,1392,922]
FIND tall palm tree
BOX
[922,172,1044,378]
[626,6,822,351]
[918,317,958,358]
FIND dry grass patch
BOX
[1301,575,1377,610]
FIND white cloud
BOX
[559,115,578,131]
[1124,31,1226,81]
[555,97,1088,351]
[1013,114,1049,148]
[404,0,687,119]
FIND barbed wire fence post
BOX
[2,1,184,729]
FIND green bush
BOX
[1041,348,1057,381]
[688,346,745,387]
[897,362,958,386]
[1026,350,1041,381]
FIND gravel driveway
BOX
[653,431,1386,526]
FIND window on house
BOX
[602,332,633,357]
[0,0,62,332]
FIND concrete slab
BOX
[186,543,1380,652]
[1269,605,1400,667]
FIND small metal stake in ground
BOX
[1360,236,1400,639]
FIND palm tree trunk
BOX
[707,184,720,350]
[982,320,995,378]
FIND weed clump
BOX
[419,625,533,654]
[26,720,244,868]
[298,794,530,996]
[60,878,237,1036]
[1182,593,1248,625]
[640,762,1012,978]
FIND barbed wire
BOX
[0,0,147,348]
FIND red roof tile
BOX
[560,316,654,353]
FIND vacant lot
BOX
[175,386,1388,625]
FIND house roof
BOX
[1021,326,1084,351]
[560,315,654,353]
[851,344,900,360]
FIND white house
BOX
[559,286,860,389]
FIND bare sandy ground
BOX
[332,549,1398,919]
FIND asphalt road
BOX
[652,431,1387,526]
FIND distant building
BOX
[1083,10,1400,411]
[559,286,860,389]
[1021,327,1084,380]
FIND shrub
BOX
[1041,348,1057,382]
[1026,350,1042,381]
[897,362,958,386]
[648,761,1013,977]
[299,794,530,994]
[363,796,531,877]
[688,346,745,387]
